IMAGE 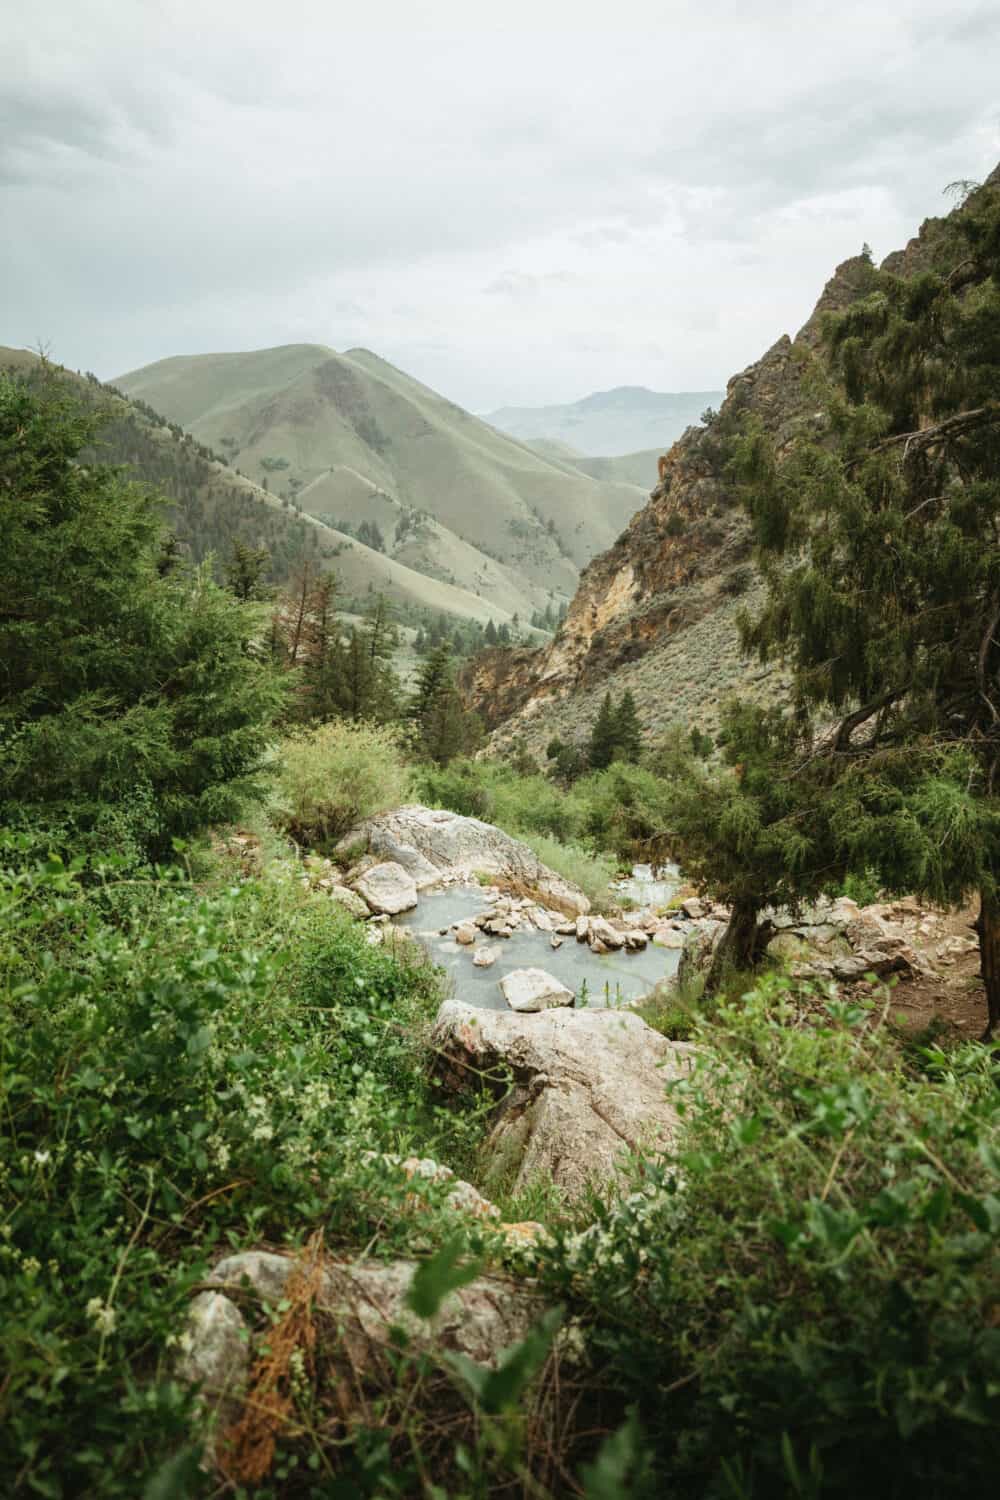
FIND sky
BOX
[3,0,999,411]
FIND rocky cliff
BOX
[466,183,981,758]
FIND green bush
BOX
[539,975,1000,1496]
[517,831,618,909]
[0,844,481,1496]
[273,719,411,848]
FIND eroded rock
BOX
[431,1000,698,1197]
[328,884,370,919]
[473,945,500,968]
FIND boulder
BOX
[188,1251,545,1414]
[550,935,564,950]
[454,922,478,945]
[352,861,418,916]
[431,1000,698,1197]
[575,915,590,942]
[473,945,500,968]
[676,918,727,985]
[499,967,574,1013]
[328,884,370,919]
[177,1290,250,1430]
[336,805,590,913]
[588,917,624,950]
[623,930,648,951]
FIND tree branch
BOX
[875,403,999,458]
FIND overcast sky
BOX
[3,0,998,410]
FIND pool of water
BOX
[395,884,680,1011]
[611,861,682,907]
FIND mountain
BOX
[484,385,725,457]
[524,439,665,489]
[115,344,648,614]
[462,169,1000,754]
[0,347,526,627]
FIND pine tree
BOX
[484,618,498,646]
[588,692,619,770]
[225,539,270,601]
[614,690,643,763]
[410,643,479,764]
[0,370,285,857]
[732,173,1000,1032]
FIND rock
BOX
[675,918,727,985]
[363,1153,501,1220]
[590,938,611,955]
[555,921,577,936]
[352,862,418,916]
[328,884,370,919]
[365,926,384,946]
[588,917,624,950]
[575,915,590,942]
[530,909,553,932]
[454,923,478,945]
[484,917,513,937]
[550,935,564,950]
[336,805,590,913]
[624,930,648,951]
[202,1250,544,1382]
[177,1290,249,1427]
[681,897,706,920]
[652,925,684,949]
[473,945,500,968]
[431,1000,698,1197]
[499,967,575,1013]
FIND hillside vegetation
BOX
[116,344,647,609]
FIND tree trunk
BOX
[975,886,1000,1040]
[706,899,773,993]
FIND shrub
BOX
[539,975,1000,1496]
[273,720,411,848]
[517,830,617,908]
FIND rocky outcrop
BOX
[338,805,590,914]
[464,193,969,758]
[431,1000,698,1197]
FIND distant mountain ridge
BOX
[116,344,648,617]
[484,385,725,457]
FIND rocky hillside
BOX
[116,344,648,615]
[467,176,995,757]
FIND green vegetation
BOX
[272,720,411,848]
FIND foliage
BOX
[409,644,482,765]
[731,175,1000,1026]
[539,974,1000,1497]
[0,844,483,1498]
[272,719,411,848]
[516,831,618,910]
[0,371,286,862]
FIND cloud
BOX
[1,0,998,407]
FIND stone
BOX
[590,938,611,955]
[328,884,370,919]
[588,917,624,950]
[336,805,590,913]
[454,923,478,945]
[203,1250,543,1379]
[555,921,577,936]
[623,930,648,951]
[575,915,590,942]
[530,909,553,932]
[176,1290,250,1438]
[550,935,564,949]
[499,967,574,1013]
[431,1001,698,1197]
[352,861,418,916]
[473,945,500,968]
[675,918,727,985]
[680,897,706,920]
[484,917,513,937]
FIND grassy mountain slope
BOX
[115,345,646,600]
[525,438,663,488]
[484,384,725,457]
[1,347,521,626]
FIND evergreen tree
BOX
[588,692,619,769]
[0,371,285,858]
[409,643,479,764]
[224,539,271,601]
[614,690,643,763]
[484,618,498,646]
[732,174,1000,1031]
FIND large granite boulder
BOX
[352,861,418,915]
[431,1001,698,1198]
[337,805,590,914]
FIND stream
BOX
[394,864,683,1011]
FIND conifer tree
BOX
[732,173,1000,1032]
[614,690,643,763]
[224,539,270,601]
[588,692,619,769]
[484,618,498,646]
